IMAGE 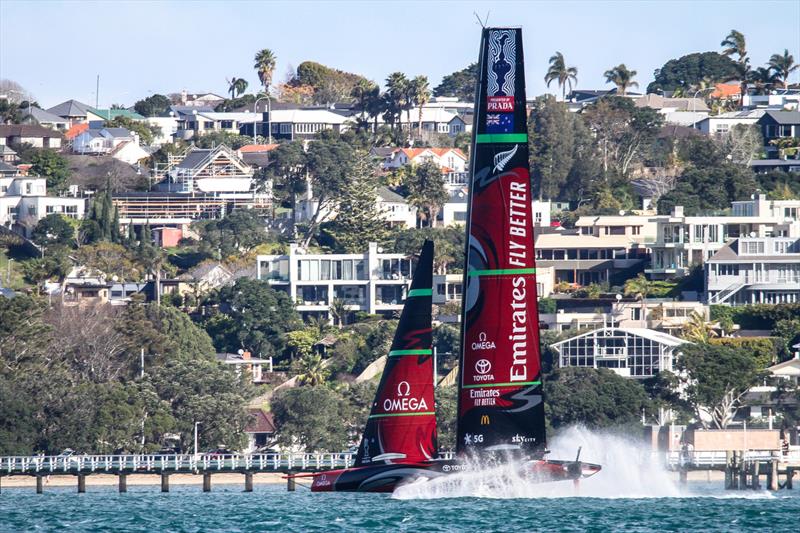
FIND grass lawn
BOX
[0,247,30,290]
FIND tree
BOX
[27,148,71,191]
[271,386,351,451]
[227,77,248,99]
[294,353,329,386]
[351,79,380,131]
[714,124,763,165]
[411,75,431,136]
[720,29,750,107]
[195,209,270,258]
[106,116,160,146]
[384,72,409,130]
[202,277,300,358]
[294,61,370,105]
[544,367,651,430]
[405,160,448,227]
[528,95,576,200]
[768,49,798,88]
[676,343,762,429]
[544,52,578,101]
[623,273,651,324]
[647,52,739,94]
[324,150,390,252]
[393,226,464,275]
[433,63,478,102]
[603,64,638,95]
[31,214,75,247]
[133,94,171,117]
[681,311,717,343]
[254,48,277,93]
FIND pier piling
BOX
[36,476,43,494]
[287,472,296,492]
[119,474,127,493]
[77,474,86,493]
[752,461,760,490]
[244,472,253,492]
[161,473,170,493]
[769,460,778,491]
[203,472,211,492]
[786,467,794,490]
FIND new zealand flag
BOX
[486,113,514,133]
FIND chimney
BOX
[673,205,684,218]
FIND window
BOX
[28,206,36,216]
[742,240,765,255]
[632,226,641,235]
[605,226,625,235]
[714,123,729,134]
[784,207,799,221]
[718,265,739,276]
[203,121,214,129]
[220,120,233,129]
[25,182,32,194]
[280,123,292,134]
[447,283,462,300]
[0,185,6,193]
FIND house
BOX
[72,127,148,165]
[757,110,800,157]
[236,143,279,169]
[0,174,85,237]
[564,88,641,111]
[172,90,226,108]
[264,108,354,140]
[768,355,800,385]
[165,144,255,195]
[705,236,800,305]
[177,111,258,138]
[574,214,658,245]
[46,99,91,127]
[294,185,417,229]
[61,268,112,307]
[646,196,800,279]
[694,109,765,136]
[144,116,179,146]
[217,352,273,385]
[632,94,709,127]
[0,145,19,163]
[24,107,70,130]
[0,124,63,149]
[180,262,234,294]
[244,408,276,452]
[85,108,145,127]
[381,147,468,172]
[551,326,687,378]
[256,242,417,322]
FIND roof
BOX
[370,147,397,158]
[64,123,89,140]
[0,145,17,155]
[535,232,633,248]
[195,111,258,122]
[240,153,271,168]
[760,110,800,125]
[710,83,741,99]
[187,262,232,280]
[102,127,133,138]
[269,108,354,125]
[87,108,145,121]
[707,239,800,262]
[26,106,70,124]
[634,94,710,112]
[0,161,19,174]
[750,159,800,168]
[46,99,90,117]
[575,215,650,227]
[176,149,213,170]
[377,186,406,203]
[551,326,687,348]
[245,409,276,434]
[238,144,279,153]
[0,124,63,138]
[396,147,467,161]
[768,357,800,377]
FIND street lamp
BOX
[194,422,201,457]
[253,95,272,144]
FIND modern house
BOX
[646,196,800,279]
[175,111,258,139]
[551,326,687,379]
[0,124,63,149]
[0,174,85,237]
[256,242,418,322]
[263,108,354,140]
[705,236,800,305]
[46,99,91,127]
[694,109,765,136]
[757,110,800,157]
[72,127,149,164]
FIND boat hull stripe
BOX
[475,133,528,144]
[467,268,537,277]
[407,288,432,297]
[388,349,433,357]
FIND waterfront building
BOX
[646,196,800,279]
[551,326,687,378]
[705,236,800,305]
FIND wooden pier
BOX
[667,449,799,491]
[0,453,355,493]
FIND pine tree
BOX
[100,192,113,241]
[111,207,121,244]
[140,221,152,251]
[326,150,390,253]
[127,222,136,245]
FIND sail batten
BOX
[456,28,547,457]
[355,240,437,467]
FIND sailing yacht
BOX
[295,27,601,493]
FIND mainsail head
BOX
[355,240,437,466]
[456,28,547,457]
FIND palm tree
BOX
[603,64,638,95]
[411,75,431,136]
[681,312,718,343]
[253,48,277,93]
[351,79,379,132]
[385,72,409,131]
[296,353,328,386]
[233,78,248,97]
[750,67,779,95]
[768,49,798,88]
[329,298,349,328]
[721,30,750,108]
[544,52,578,101]
[623,273,651,326]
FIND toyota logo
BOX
[475,359,491,375]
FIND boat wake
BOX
[393,426,775,500]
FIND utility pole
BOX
[194,422,201,457]
[433,346,438,387]
[140,348,145,379]
[95,74,100,108]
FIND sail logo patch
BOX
[487,29,516,97]
[487,95,514,112]
[383,381,428,412]
[475,359,492,375]
[486,113,514,133]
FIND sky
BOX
[1,0,799,109]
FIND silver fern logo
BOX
[493,145,518,172]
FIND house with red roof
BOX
[381,147,467,172]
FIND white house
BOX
[144,116,180,146]
[295,185,417,229]
[705,236,800,305]
[382,147,468,172]
[694,109,765,136]
[72,127,137,155]
[0,124,63,150]
[552,326,687,379]
[633,94,710,127]
[0,174,85,237]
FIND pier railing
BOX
[1,453,358,476]
[666,448,800,469]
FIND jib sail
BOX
[355,240,437,466]
[456,28,546,456]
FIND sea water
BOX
[2,429,799,532]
